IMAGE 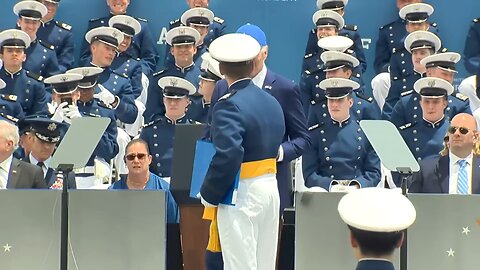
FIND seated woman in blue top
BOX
[109,138,179,224]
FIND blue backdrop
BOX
[1,0,478,88]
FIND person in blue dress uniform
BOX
[307,50,380,127]
[0,79,24,120]
[200,33,285,269]
[144,27,204,122]
[304,0,367,74]
[79,0,159,75]
[36,0,75,73]
[0,29,48,117]
[302,78,381,191]
[140,76,197,178]
[399,77,453,164]
[14,1,60,79]
[19,115,76,189]
[338,188,416,270]
[372,1,439,111]
[45,72,119,189]
[383,29,441,120]
[391,52,471,127]
[463,17,480,75]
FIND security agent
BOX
[19,115,76,189]
[84,26,138,125]
[383,30,441,120]
[140,76,197,178]
[36,0,75,73]
[144,26,204,122]
[0,78,24,120]
[0,29,48,117]
[14,1,60,78]
[399,77,453,163]
[45,72,119,188]
[391,52,471,127]
[302,78,380,191]
[165,7,214,67]
[338,188,416,270]
[79,0,159,76]
[303,0,367,74]
[200,33,285,269]
[307,50,380,127]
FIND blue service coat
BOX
[200,79,285,205]
[382,70,422,120]
[24,39,60,78]
[37,19,75,73]
[463,17,480,74]
[110,53,143,99]
[302,117,381,190]
[80,14,159,75]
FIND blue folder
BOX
[190,140,240,205]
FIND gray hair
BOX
[0,120,19,147]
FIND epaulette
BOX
[399,122,414,130]
[440,47,448,53]
[401,90,414,97]
[143,117,162,128]
[97,101,113,110]
[430,22,438,28]
[170,19,180,25]
[346,49,354,54]
[39,40,55,50]
[308,122,324,131]
[304,67,323,76]
[355,92,374,103]
[89,17,102,22]
[112,70,128,79]
[1,94,17,102]
[213,17,224,24]
[55,21,72,31]
[454,92,469,101]
[474,18,480,23]
[304,53,314,59]
[25,71,43,82]
[136,17,147,22]
[310,28,315,34]
[218,92,233,101]
[0,113,18,123]
[153,69,166,77]
[88,112,101,117]
[343,24,358,31]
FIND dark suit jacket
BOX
[409,154,480,194]
[6,158,47,189]
[355,260,395,270]
[208,70,311,211]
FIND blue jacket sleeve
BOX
[354,142,381,188]
[389,100,408,128]
[299,72,313,117]
[374,27,391,74]
[351,31,367,74]
[302,128,333,190]
[91,114,119,161]
[114,82,138,124]
[57,31,75,72]
[463,21,480,74]
[31,83,48,116]
[136,22,159,76]
[130,63,144,99]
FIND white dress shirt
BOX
[0,155,13,189]
[449,152,473,194]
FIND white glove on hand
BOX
[94,84,116,105]
[51,102,68,123]
[64,105,82,124]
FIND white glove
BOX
[50,102,68,123]
[200,195,217,208]
[94,84,116,105]
[64,105,82,124]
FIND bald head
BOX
[451,113,477,131]
[448,113,478,158]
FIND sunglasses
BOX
[125,153,147,161]
[447,126,470,135]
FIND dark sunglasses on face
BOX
[125,153,147,161]
[447,126,470,135]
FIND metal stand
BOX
[58,164,74,270]
[397,167,413,270]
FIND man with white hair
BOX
[0,120,46,189]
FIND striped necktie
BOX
[457,160,469,194]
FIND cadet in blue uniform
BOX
[79,0,159,75]
[383,30,441,120]
[36,0,75,73]
[144,27,203,122]
[84,26,138,124]
[140,76,197,178]
[45,72,119,188]
[19,115,76,189]
[304,0,367,74]
[391,52,471,127]
[307,50,380,127]
[14,1,60,79]
[463,17,480,74]
[399,77,453,163]
[302,78,380,191]
[0,29,48,116]
[200,33,285,269]
[338,188,416,270]
[0,79,24,120]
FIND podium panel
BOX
[68,190,166,270]
[408,194,480,270]
[0,190,61,270]
[295,192,400,270]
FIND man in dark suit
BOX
[338,188,416,270]
[0,120,46,189]
[409,113,480,194]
